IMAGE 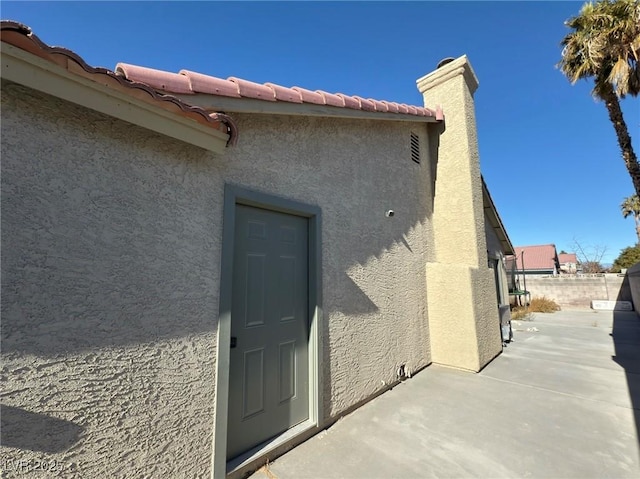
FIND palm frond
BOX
[621,194,640,218]
[609,57,632,95]
[559,0,640,100]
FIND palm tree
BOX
[559,0,640,196]
[621,194,640,243]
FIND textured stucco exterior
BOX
[418,57,502,371]
[2,80,434,477]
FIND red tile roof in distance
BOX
[558,253,577,264]
[0,21,238,146]
[514,244,558,271]
[115,63,444,121]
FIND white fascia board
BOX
[174,93,439,123]
[0,42,229,154]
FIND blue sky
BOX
[3,1,638,264]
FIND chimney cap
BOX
[436,57,456,69]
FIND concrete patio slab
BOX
[248,310,640,479]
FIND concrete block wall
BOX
[522,275,631,309]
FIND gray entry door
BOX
[227,205,309,460]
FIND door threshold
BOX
[226,419,317,477]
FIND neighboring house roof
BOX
[0,21,238,148]
[513,244,559,271]
[558,253,577,264]
[482,176,514,256]
[115,63,444,122]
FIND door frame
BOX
[212,184,323,478]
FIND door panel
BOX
[242,348,265,418]
[278,256,296,322]
[278,340,296,402]
[227,205,309,460]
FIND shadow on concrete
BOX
[613,274,640,447]
[0,404,84,453]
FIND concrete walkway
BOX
[250,310,640,478]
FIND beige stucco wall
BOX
[1,80,434,477]
[418,57,502,371]
[223,113,435,416]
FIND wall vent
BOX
[410,132,420,164]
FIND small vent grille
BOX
[410,132,420,164]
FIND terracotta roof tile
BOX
[353,96,375,112]
[1,21,237,146]
[3,21,442,123]
[116,63,192,94]
[317,90,345,107]
[383,101,400,113]
[265,82,303,103]
[291,86,325,105]
[3,20,443,143]
[337,93,360,110]
[369,98,388,112]
[227,77,276,101]
[114,63,442,120]
[179,69,240,97]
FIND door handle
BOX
[230,337,237,349]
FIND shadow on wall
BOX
[427,121,443,215]
[2,84,439,358]
[332,275,379,316]
[0,404,84,453]
[2,83,220,358]
[613,269,640,446]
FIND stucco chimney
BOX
[416,56,502,372]
[417,55,483,265]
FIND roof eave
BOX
[1,41,230,154]
[172,93,441,123]
[481,176,514,256]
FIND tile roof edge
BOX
[0,20,238,146]
[117,61,442,121]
